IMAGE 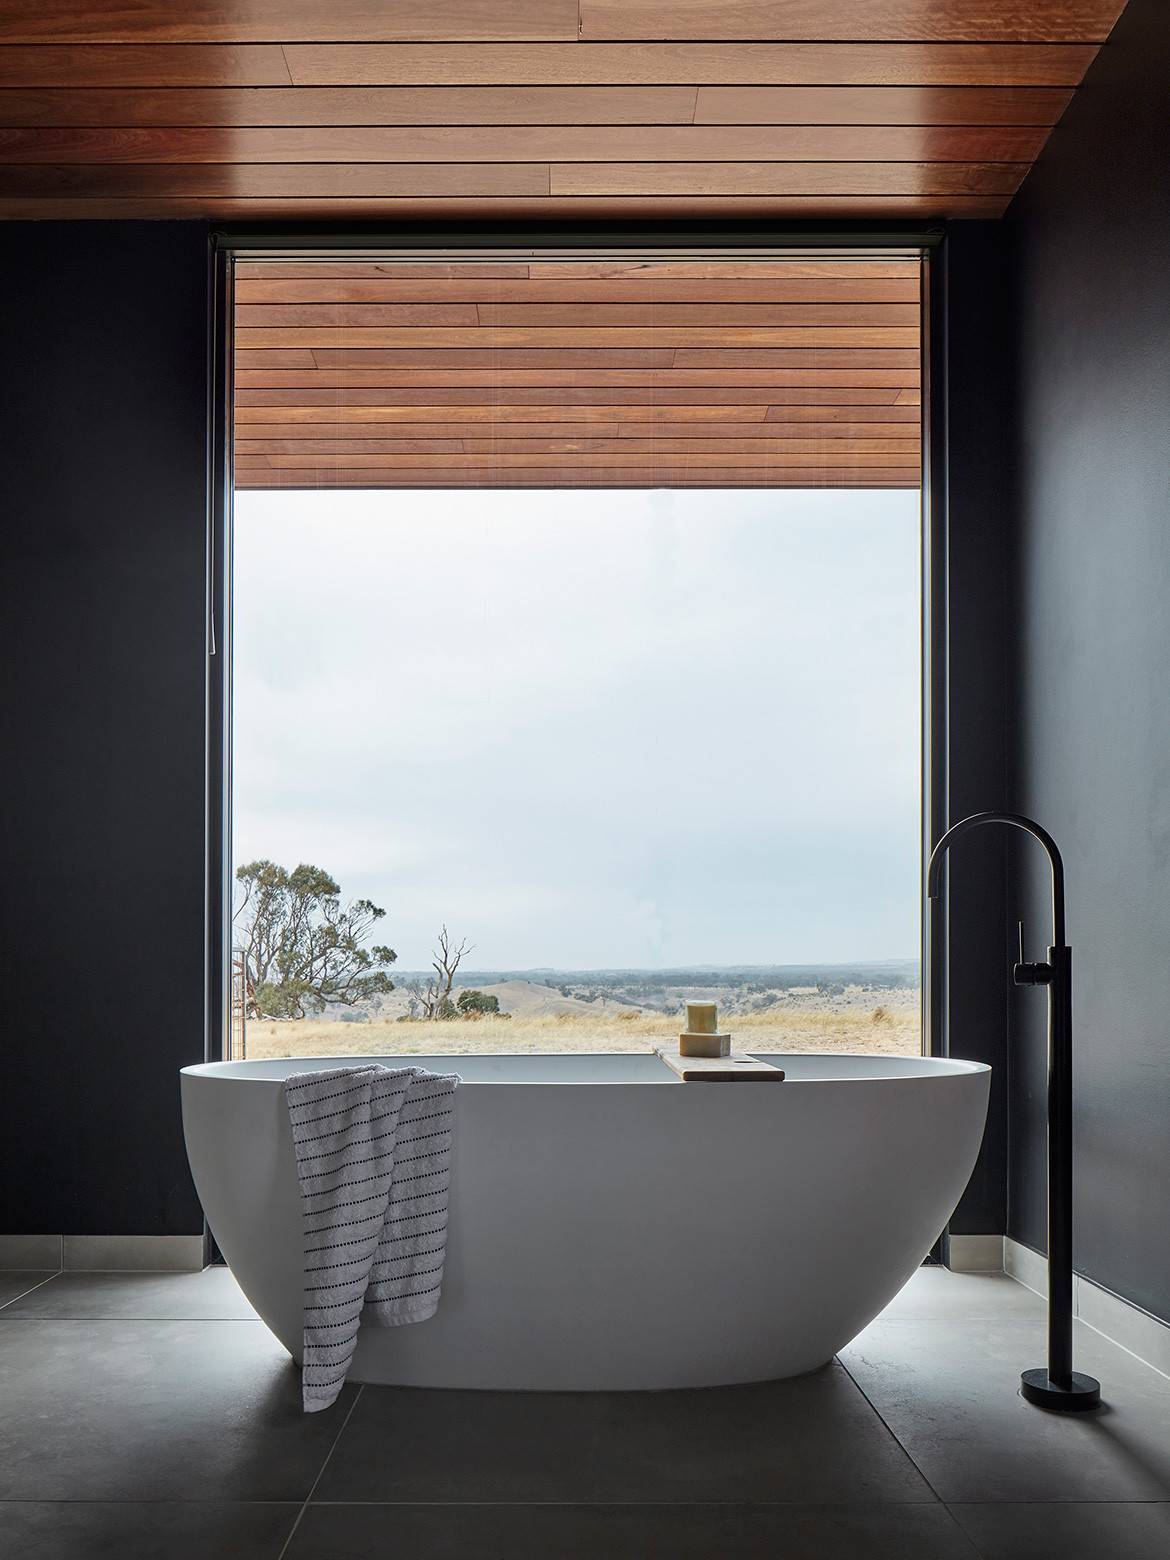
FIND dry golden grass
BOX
[244,1005,920,1060]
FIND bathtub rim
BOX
[182,1051,990,1086]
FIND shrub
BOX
[457,989,500,1016]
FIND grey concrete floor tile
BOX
[312,1382,616,1504]
[0,1319,355,1501]
[585,1366,934,1504]
[840,1316,1170,1502]
[879,1269,1047,1323]
[0,1501,299,1560]
[950,1501,1170,1560]
[0,1272,57,1310]
[315,1365,934,1505]
[1,1266,258,1320]
[286,1502,982,1560]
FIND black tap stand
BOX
[927,812,1101,1413]
[1016,938,1101,1410]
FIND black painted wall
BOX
[935,221,1014,1236]
[1006,0,1170,1320]
[0,221,210,1236]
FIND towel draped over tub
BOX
[284,1064,459,1412]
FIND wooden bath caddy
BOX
[653,1046,786,1083]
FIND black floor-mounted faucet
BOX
[927,812,1101,1412]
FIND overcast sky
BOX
[232,487,920,971]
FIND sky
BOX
[232,487,921,971]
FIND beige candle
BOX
[686,1001,718,1035]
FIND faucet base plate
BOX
[1020,1367,1101,1411]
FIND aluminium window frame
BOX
[204,221,943,1066]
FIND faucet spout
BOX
[927,810,1066,948]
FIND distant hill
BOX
[388,961,919,991]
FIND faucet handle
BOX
[1014,921,1053,986]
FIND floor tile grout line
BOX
[279,1498,980,1507]
[835,1352,950,1507]
[939,1501,1001,1560]
[278,1385,365,1560]
[835,1356,993,1556]
[0,1498,302,1506]
[0,1315,262,1323]
[0,1273,61,1311]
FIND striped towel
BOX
[284,1064,459,1412]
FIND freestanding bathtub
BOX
[181,1051,989,1392]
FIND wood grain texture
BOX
[0,39,1100,89]
[232,258,920,492]
[236,303,920,327]
[0,194,1014,219]
[551,161,1027,196]
[257,449,918,467]
[235,327,920,347]
[235,277,922,303]
[235,472,921,488]
[240,260,920,279]
[282,42,1099,88]
[0,1,580,45]
[0,162,554,198]
[692,83,1072,123]
[247,350,920,373]
[0,83,1073,128]
[238,420,916,443]
[0,85,701,127]
[0,124,1050,162]
[0,45,293,87]
[235,402,892,424]
[578,1,1126,45]
[235,381,921,401]
[242,437,921,454]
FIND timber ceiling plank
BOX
[0,84,1071,128]
[281,43,1100,88]
[0,124,1051,161]
[692,85,1074,123]
[0,86,703,127]
[0,2,580,45]
[0,194,1014,219]
[0,39,1100,88]
[0,46,294,87]
[0,3,1115,227]
[550,161,1027,196]
[577,2,1127,44]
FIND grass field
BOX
[243,1003,920,1060]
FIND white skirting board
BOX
[0,1234,204,1272]
[946,1233,1170,1383]
[1004,1235,1170,1382]
[945,1233,1006,1271]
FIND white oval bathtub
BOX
[181,1051,989,1391]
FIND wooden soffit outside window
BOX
[233,254,921,491]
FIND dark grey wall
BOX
[0,221,210,1236]
[1007,0,1170,1319]
[936,221,1014,1235]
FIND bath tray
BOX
[653,1047,785,1083]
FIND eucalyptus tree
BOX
[233,859,397,1019]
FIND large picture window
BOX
[227,253,923,1061]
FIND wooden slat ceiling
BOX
[233,257,922,490]
[0,2,1129,220]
